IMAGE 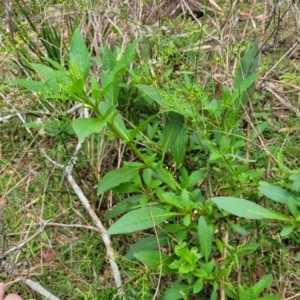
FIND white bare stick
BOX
[41,145,123,289]
[40,149,64,168]
[1,261,60,300]
[23,279,60,300]
[0,114,18,122]
[43,221,99,232]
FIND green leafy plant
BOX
[8,28,287,299]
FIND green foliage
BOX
[225,274,280,300]
[8,28,298,299]
[72,118,107,143]
[198,216,212,263]
[69,28,91,80]
[108,207,176,234]
[97,166,141,195]
[169,242,201,273]
[212,197,270,219]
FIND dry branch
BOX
[1,261,60,300]
[40,145,123,289]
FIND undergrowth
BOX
[1,0,300,299]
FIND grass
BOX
[1,0,300,299]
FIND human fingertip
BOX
[4,295,23,300]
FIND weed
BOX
[1,1,300,299]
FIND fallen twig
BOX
[0,114,18,122]
[40,145,123,289]
[1,260,60,300]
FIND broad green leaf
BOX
[210,287,218,300]
[9,79,47,95]
[212,197,270,219]
[91,76,99,89]
[91,76,102,99]
[100,41,137,104]
[230,223,249,236]
[291,181,300,192]
[142,168,152,187]
[112,182,139,193]
[68,78,84,95]
[162,192,185,209]
[171,125,185,167]
[234,41,259,106]
[115,40,137,71]
[265,211,290,221]
[198,216,212,263]
[124,161,145,168]
[105,195,146,220]
[240,289,255,300]
[160,284,192,300]
[290,174,300,182]
[97,166,141,195]
[125,233,168,259]
[52,70,73,90]
[102,69,119,104]
[92,88,102,100]
[70,28,90,80]
[148,179,162,189]
[181,189,196,210]
[163,112,184,155]
[290,173,300,192]
[185,170,205,190]
[183,215,191,227]
[253,274,273,295]
[134,250,169,269]
[180,167,189,182]
[100,46,116,71]
[287,197,297,217]
[31,63,59,91]
[232,72,258,104]
[71,118,106,142]
[193,278,204,294]
[258,185,298,204]
[108,207,176,234]
[163,224,185,232]
[216,268,230,278]
[98,101,115,118]
[110,112,130,141]
[224,287,238,299]
[209,151,223,162]
[155,165,179,191]
[136,84,166,106]
[193,269,208,278]
[280,226,294,237]
[203,259,215,273]
[261,276,272,291]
